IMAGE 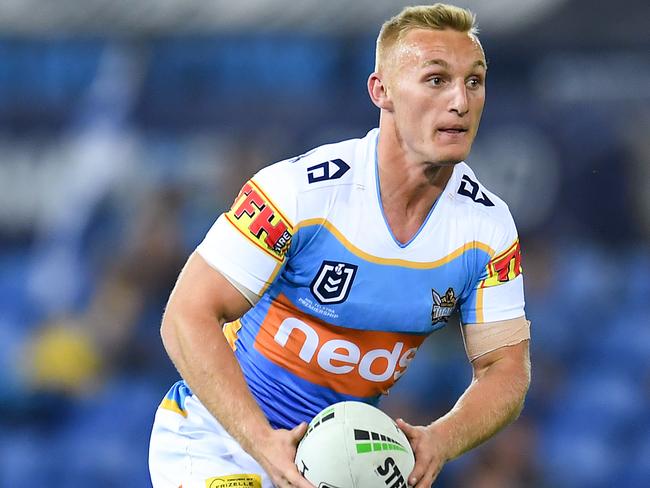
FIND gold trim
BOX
[222,319,243,351]
[160,398,188,418]
[294,218,494,268]
[259,261,283,296]
[476,287,485,323]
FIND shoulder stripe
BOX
[295,218,495,268]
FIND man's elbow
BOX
[521,349,532,394]
[512,354,532,418]
[160,305,183,364]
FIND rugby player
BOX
[149,4,531,487]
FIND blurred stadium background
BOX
[0,0,648,486]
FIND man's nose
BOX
[449,81,469,116]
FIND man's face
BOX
[382,28,486,165]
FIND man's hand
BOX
[395,341,531,487]
[396,418,447,488]
[253,422,316,488]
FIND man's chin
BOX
[436,147,471,165]
[434,159,463,166]
[426,144,470,165]
[426,153,466,166]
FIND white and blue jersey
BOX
[160,128,525,430]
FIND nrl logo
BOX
[431,288,457,325]
[310,261,358,305]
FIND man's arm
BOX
[161,252,314,488]
[397,340,531,488]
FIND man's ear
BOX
[368,72,394,111]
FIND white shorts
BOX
[149,392,273,488]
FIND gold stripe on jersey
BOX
[476,287,485,323]
[223,319,243,351]
[159,398,188,418]
[294,218,495,268]
[259,260,284,296]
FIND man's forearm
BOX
[158,255,314,488]
[165,313,273,454]
[430,342,531,461]
[159,253,273,458]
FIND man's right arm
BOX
[160,251,314,488]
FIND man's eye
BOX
[467,78,482,89]
[429,76,444,86]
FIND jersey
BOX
[164,128,525,430]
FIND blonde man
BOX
[149,4,531,488]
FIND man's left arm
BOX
[397,338,531,488]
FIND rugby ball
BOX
[295,401,415,488]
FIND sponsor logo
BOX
[310,261,358,305]
[307,159,350,183]
[354,429,408,454]
[458,174,494,207]
[431,287,457,325]
[254,295,425,397]
[205,474,261,488]
[225,180,292,261]
[376,457,408,488]
[480,240,522,288]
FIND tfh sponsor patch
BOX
[480,239,522,288]
[225,180,293,261]
[205,474,262,488]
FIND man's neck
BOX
[376,129,456,244]
[376,127,455,216]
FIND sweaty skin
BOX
[368,29,530,488]
[369,28,487,244]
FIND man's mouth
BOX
[438,126,468,134]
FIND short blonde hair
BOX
[376,3,479,71]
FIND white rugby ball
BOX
[295,401,415,488]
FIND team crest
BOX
[431,288,457,325]
[310,261,358,305]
